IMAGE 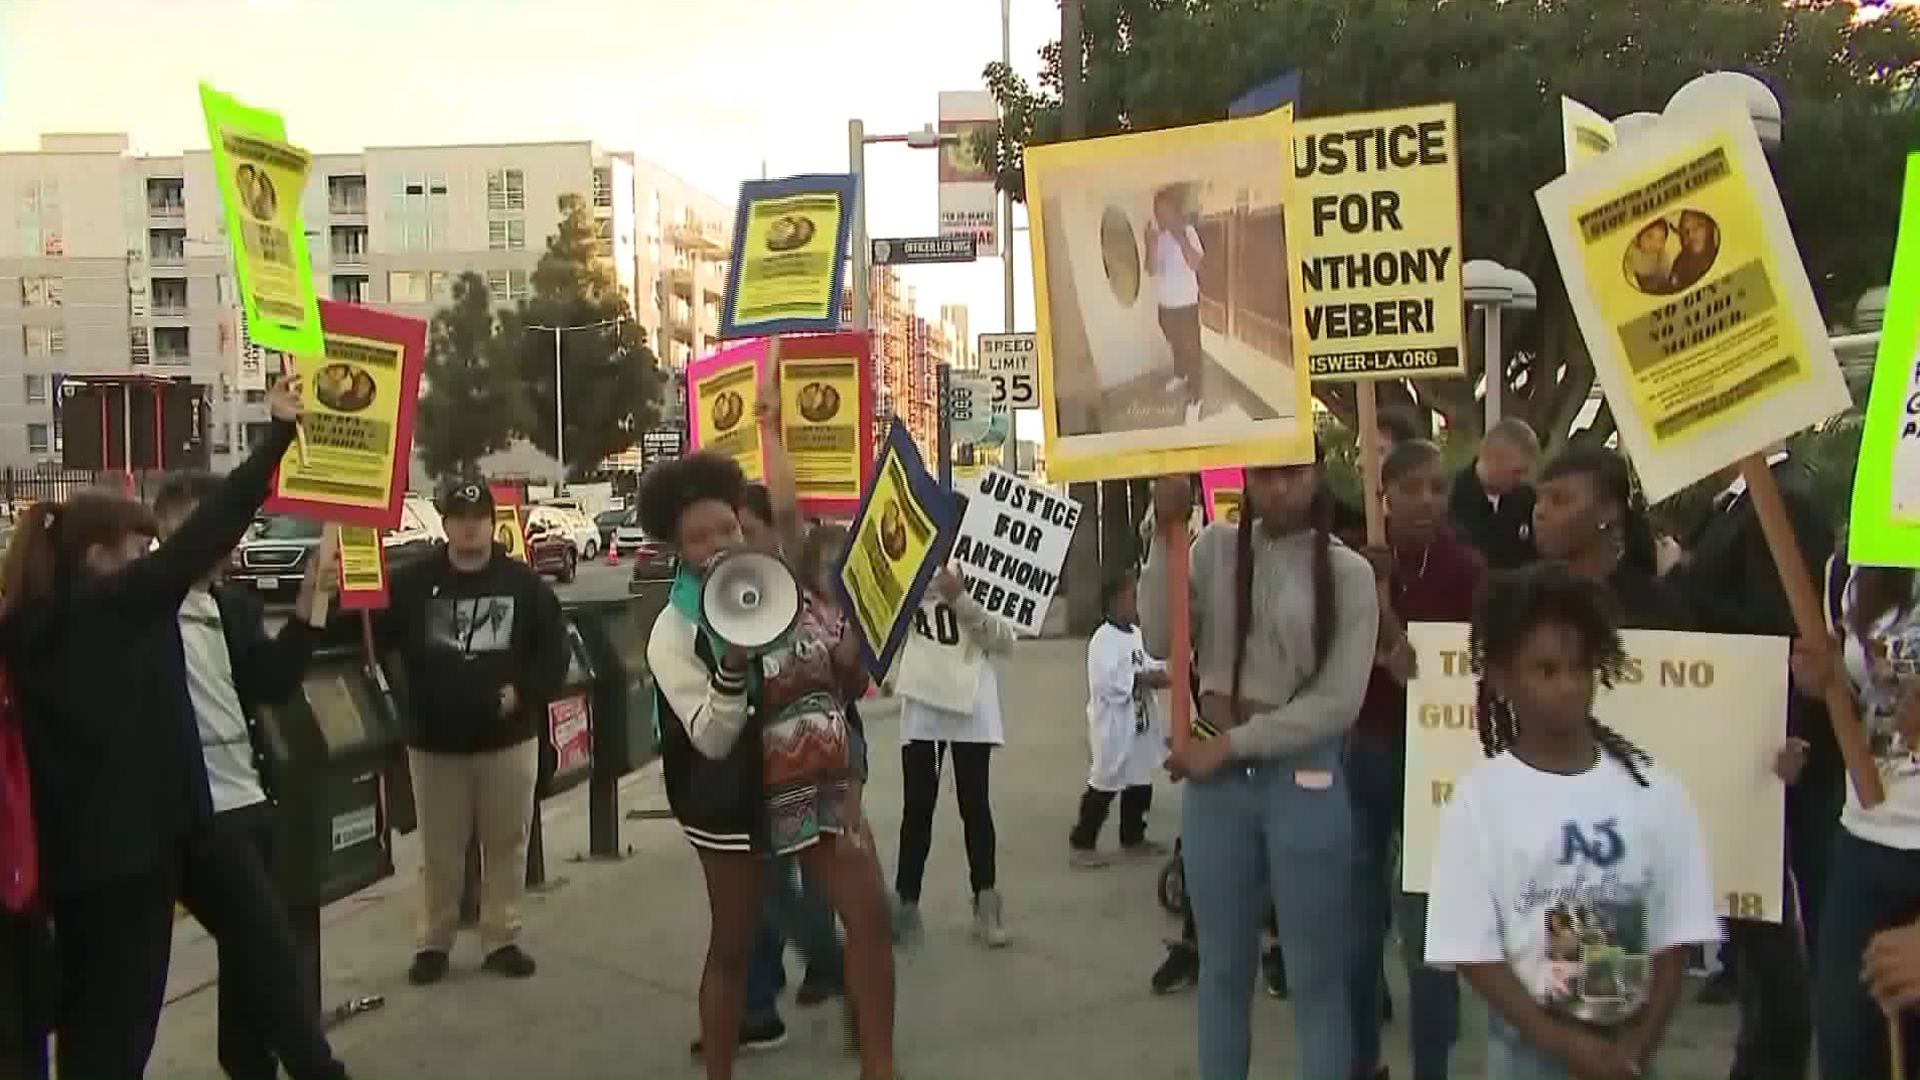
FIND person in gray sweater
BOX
[1140,465,1380,1080]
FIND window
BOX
[23,326,65,357]
[593,167,613,208]
[403,220,426,252]
[20,276,61,307]
[388,271,429,303]
[427,172,448,206]
[487,168,525,211]
[153,326,189,363]
[151,278,188,313]
[216,273,237,305]
[331,275,368,304]
[430,271,454,302]
[486,269,530,303]
[26,424,48,454]
[488,218,526,250]
[22,374,45,405]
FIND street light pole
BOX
[849,119,869,332]
[526,318,619,486]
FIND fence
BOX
[2,466,166,508]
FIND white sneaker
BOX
[972,888,1010,948]
[890,895,923,949]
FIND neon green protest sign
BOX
[201,83,322,356]
[1848,152,1920,567]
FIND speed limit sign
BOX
[978,333,1038,412]
[947,371,993,443]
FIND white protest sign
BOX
[952,466,1078,635]
[948,370,993,444]
[1401,622,1788,923]
[978,332,1037,413]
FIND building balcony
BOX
[152,302,188,318]
[328,196,367,217]
[666,267,694,298]
[330,247,368,268]
[150,250,186,267]
[668,219,728,257]
[147,201,184,219]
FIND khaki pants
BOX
[408,740,539,954]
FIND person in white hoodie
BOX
[890,560,1015,948]
[1069,567,1170,868]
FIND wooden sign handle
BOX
[1737,454,1885,808]
[1356,382,1386,549]
[1165,497,1192,755]
[1891,1011,1906,1080]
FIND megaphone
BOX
[699,549,801,653]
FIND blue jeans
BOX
[1182,738,1354,1080]
[743,856,844,1021]
[1813,828,1920,1080]
[1347,734,1460,1080]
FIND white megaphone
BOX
[699,549,801,653]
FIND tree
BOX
[981,0,1920,453]
[415,271,533,477]
[506,193,663,479]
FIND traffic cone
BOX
[606,538,619,565]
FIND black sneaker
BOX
[1263,945,1289,999]
[407,950,449,986]
[481,944,537,979]
[690,1015,789,1056]
[1151,941,1199,995]
[1382,984,1394,1023]
[795,973,843,1006]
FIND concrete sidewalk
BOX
[149,639,1738,1078]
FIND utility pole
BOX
[1060,0,1104,637]
[1000,0,1019,476]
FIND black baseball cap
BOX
[438,480,496,519]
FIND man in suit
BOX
[1332,406,1424,537]
[1447,417,1540,570]
[1662,445,1839,1080]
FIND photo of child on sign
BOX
[1026,108,1314,481]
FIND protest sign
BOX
[200,83,322,356]
[492,502,528,563]
[686,339,766,483]
[1295,103,1464,380]
[335,525,389,610]
[1849,153,1920,567]
[720,175,856,338]
[1401,622,1788,923]
[1025,107,1314,481]
[836,420,957,676]
[1535,99,1850,503]
[1562,96,1617,171]
[263,300,426,529]
[1199,468,1244,524]
[952,467,1078,636]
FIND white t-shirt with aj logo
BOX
[1424,750,1721,1027]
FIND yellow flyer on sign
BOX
[780,356,861,499]
[200,83,322,357]
[691,351,764,483]
[1400,623,1787,922]
[1295,103,1464,381]
[1535,100,1849,502]
[336,525,388,610]
[720,175,857,337]
[834,421,957,676]
[265,301,427,528]
[493,504,528,562]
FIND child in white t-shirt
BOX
[1069,568,1170,868]
[1424,563,1721,1079]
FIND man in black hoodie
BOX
[377,481,568,985]
[1447,417,1540,570]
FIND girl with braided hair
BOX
[1425,563,1719,1079]
[1139,457,1380,1080]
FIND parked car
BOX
[526,505,599,561]
[229,494,447,598]
[593,507,628,550]
[622,528,678,582]
[525,518,577,583]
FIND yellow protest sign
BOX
[200,83,322,356]
[1025,107,1315,481]
[1402,622,1787,922]
[1295,103,1464,381]
[336,525,388,610]
[775,335,873,511]
[1562,96,1616,171]
[720,175,857,338]
[1535,100,1850,502]
[834,422,956,675]
[493,505,528,562]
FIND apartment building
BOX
[0,132,730,472]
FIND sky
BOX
[0,0,1055,361]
